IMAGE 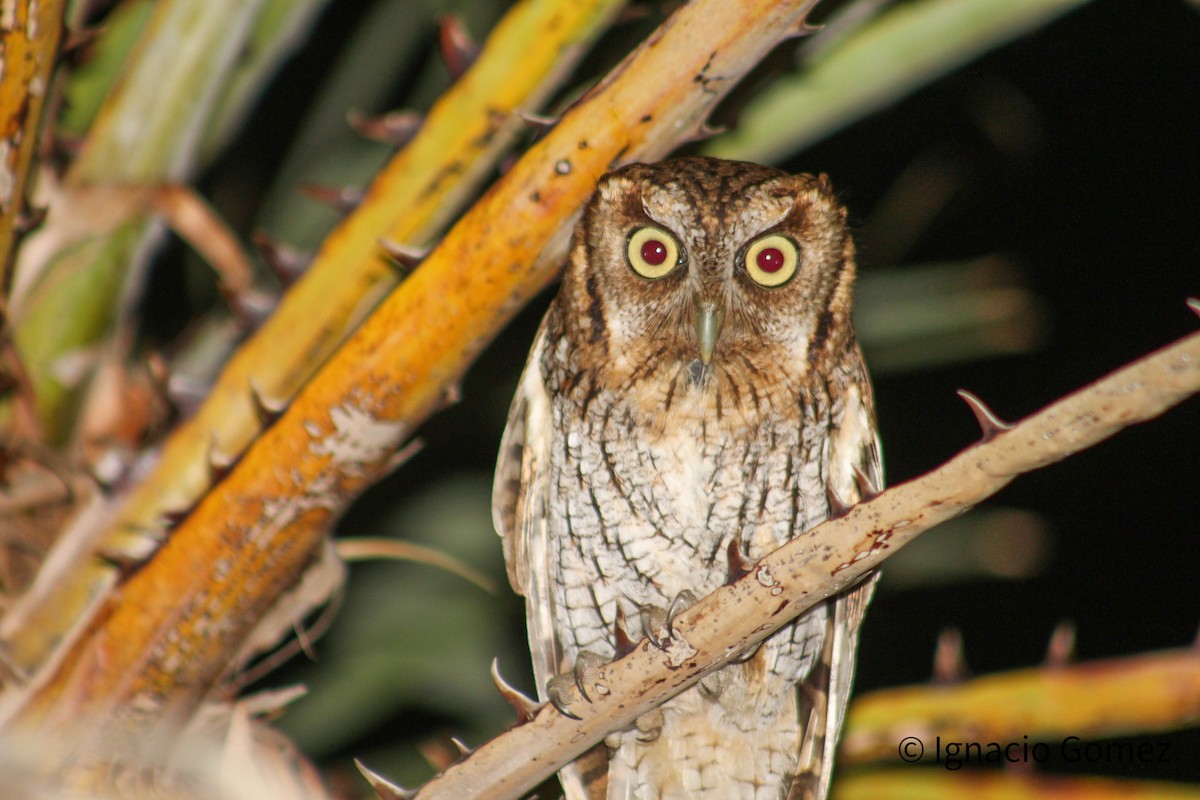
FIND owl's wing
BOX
[491,319,563,694]
[790,381,883,800]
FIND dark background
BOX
[186,0,1199,788]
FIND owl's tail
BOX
[602,661,805,800]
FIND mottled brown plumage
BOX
[494,157,881,800]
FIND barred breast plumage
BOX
[494,156,881,800]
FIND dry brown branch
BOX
[398,323,1199,799]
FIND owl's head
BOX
[559,156,858,387]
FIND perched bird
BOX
[494,156,881,800]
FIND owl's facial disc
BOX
[694,299,723,366]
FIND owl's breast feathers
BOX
[493,157,880,800]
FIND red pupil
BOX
[756,247,785,273]
[641,240,668,266]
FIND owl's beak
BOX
[695,301,724,365]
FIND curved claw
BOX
[546,650,610,718]
[635,708,665,743]
[666,590,698,640]
[640,604,669,650]
[546,674,583,720]
[572,650,610,702]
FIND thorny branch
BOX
[377,319,1200,800]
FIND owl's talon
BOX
[698,670,727,698]
[730,641,763,663]
[640,603,669,650]
[546,675,582,720]
[572,650,611,702]
[635,708,665,742]
[666,590,698,639]
[546,650,611,718]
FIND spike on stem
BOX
[61,26,104,57]
[377,239,429,273]
[158,506,192,527]
[14,206,47,237]
[1045,621,1076,667]
[95,529,162,575]
[826,480,853,519]
[95,548,147,575]
[206,434,235,485]
[248,379,285,426]
[439,15,480,80]
[347,109,424,147]
[932,627,969,683]
[957,389,1014,443]
[725,536,757,584]
[441,382,462,408]
[614,4,652,24]
[450,736,473,758]
[222,286,278,331]
[789,19,823,39]
[516,110,560,134]
[615,603,638,657]
[681,121,726,145]
[297,183,365,214]
[1187,297,1200,317]
[252,231,311,286]
[490,658,540,724]
[355,759,416,800]
[852,464,882,501]
[165,374,210,419]
[384,438,424,474]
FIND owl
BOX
[493,156,881,800]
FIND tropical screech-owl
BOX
[493,156,881,800]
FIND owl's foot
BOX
[546,650,610,720]
[639,590,698,650]
[635,707,665,742]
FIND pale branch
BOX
[401,323,1200,800]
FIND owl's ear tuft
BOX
[816,173,834,193]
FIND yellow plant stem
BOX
[841,647,1200,765]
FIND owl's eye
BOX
[627,226,680,279]
[745,234,799,287]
